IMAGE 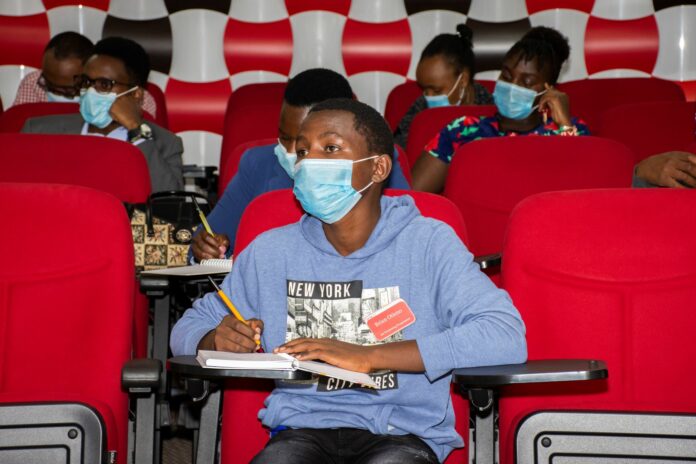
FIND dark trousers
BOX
[250,428,439,464]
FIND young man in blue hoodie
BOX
[171,98,527,463]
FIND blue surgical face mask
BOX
[274,141,297,179]
[493,80,547,120]
[293,155,378,224]
[47,91,79,103]
[79,86,137,129]
[424,73,464,108]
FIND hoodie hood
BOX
[299,194,420,259]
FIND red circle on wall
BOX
[342,18,412,76]
[585,15,659,76]
[224,18,293,76]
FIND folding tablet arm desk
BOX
[453,359,608,464]
[168,357,606,464]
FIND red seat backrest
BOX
[0,102,80,132]
[219,83,286,177]
[146,82,169,128]
[235,188,469,253]
[0,133,151,203]
[498,188,696,463]
[224,188,470,464]
[444,136,634,258]
[406,105,497,167]
[557,78,685,132]
[597,101,696,162]
[384,80,421,131]
[218,137,277,197]
[0,182,135,460]
[0,102,158,133]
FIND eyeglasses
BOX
[37,73,81,98]
[77,75,135,94]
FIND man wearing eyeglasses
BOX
[13,32,158,116]
[21,37,183,193]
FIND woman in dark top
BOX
[393,24,493,149]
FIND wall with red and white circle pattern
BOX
[1,0,694,166]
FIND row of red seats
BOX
[2,77,690,172]
[2,131,695,462]
[2,130,694,306]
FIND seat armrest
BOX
[139,276,170,294]
[474,253,502,270]
[453,359,607,388]
[122,358,162,391]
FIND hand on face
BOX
[635,151,696,188]
[109,89,143,130]
[537,83,572,127]
[192,230,230,261]
[213,315,264,352]
[275,337,373,373]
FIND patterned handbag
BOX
[128,191,212,272]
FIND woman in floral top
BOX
[412,26,589,193]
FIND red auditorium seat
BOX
[406,105,497,167]
[0,183,136,462]
[597,100,696,162]
[224,188,471,464]
[499,188,696,463]
[0,102,80,132]
[0,102,157,133]
[218,137,276,197]
[443,136,634,283]
[219,83,286,179]
[146,82,169,128]
[557,77,685,132]
[384,80,421,131]
[0,133,152,358]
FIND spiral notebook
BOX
[197,350,378,388]
[141,258,233,276]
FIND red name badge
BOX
[365,298,416,341]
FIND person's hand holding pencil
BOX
[191,197,230,260]
[196,276,264,353]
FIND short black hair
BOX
[45,32,93,61]
[284,68,353,107]
[91,37,150,87]
[420,24,475,76]
[309,98,393,158]
[505,26,570,84]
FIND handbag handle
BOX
[145,190,211,237]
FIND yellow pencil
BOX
[192,196,215,237]
[207,276,260,346]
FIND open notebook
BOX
[197,350,378,388]
[141,258,232,276]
